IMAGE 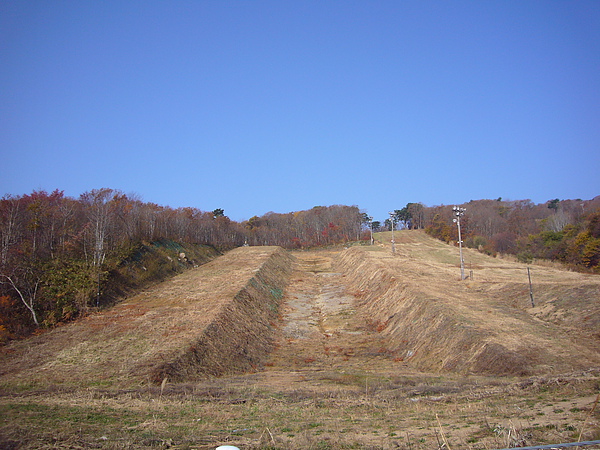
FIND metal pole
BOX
[389,212,396,254]
[453,207,466,280]
[96,269,100,307]
[527,267,535,307]
[457,216,465,280]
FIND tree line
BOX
[0,188,363,340]
[2,188,598,342]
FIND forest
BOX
[1,188,599,343]
[0,189,362,341]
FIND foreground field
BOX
[1,231,599,449]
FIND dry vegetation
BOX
[339,232,600,376]
[0,246,293,387]
[1,231,599,449]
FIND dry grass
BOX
[1,371,599,449]
[1,232,599,449]
[0,246,294,388]
[339,231,600,376]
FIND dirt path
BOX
[256,249,418,394]
[204,239,600,448]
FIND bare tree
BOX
[545,206,572,232]
[407,203,425,229]
[1,273,40,326]
[0,195,21,266]
[80,189,116,267]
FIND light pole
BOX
[388,211,396,254]
[453,206,466,280]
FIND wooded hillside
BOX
[0,189,361,340]
[1,188,599,343]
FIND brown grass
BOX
[1,232,599,449]
[337,231,600,376]
[0,246,294,387]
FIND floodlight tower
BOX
[453,206,466,280]
[388,211,396,254]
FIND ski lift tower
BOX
[388,211,396,254]
[453,206,466,280]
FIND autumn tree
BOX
[425,211,454,242]
[0,271,40,326]
[407,203,425,229]
[0,195,21,266]
[80,188,117,267]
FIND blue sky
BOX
[1,1,599,222]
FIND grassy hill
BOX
[340,230,600,376]
[0,231,599,449]
[0,246,293,388]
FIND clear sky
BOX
[1,1,599,222]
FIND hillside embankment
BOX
[337,231,600,376]
[1,233,600,449]
[102,239,221,303]
[2,232,598,386]
[0,246,294,386]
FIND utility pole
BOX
[389,211,396,254]
[527,267,535,307]
[453,206,466,280]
